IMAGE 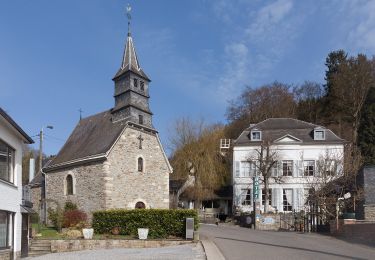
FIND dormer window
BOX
[314,129,325,140]
[133,78,138,88]
[140,81,144,91]
[251,130,262,141]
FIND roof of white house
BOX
[0,107,34,144]
[234,118,345,146]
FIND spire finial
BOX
[126,4,132,36]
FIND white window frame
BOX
[282,160,293,176]
[0,139,15,184]
[314,129,325,140]
[303,160,315,177]
[283,189,293,212]
[241,189,252,206]
[250,130,262,141]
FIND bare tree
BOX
[247,140,279,213]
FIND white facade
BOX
[232,119,345,214]
[0,110,33,259]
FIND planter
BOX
[82,228,94,239]
[138,228,149,240]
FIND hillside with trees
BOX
[169,50,375,208]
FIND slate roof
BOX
[235,118,345,146]
[45,110,127,170]
[0,107,34,144]
[113,35,150,81]
[169,179,186,193]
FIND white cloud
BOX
[346,0,375,53]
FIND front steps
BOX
[28,240,51,257]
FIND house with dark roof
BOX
[43,12,172,218]
[0,107,34,258]
[233,118,345,214]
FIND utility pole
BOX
[39,125,53,172]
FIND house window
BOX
[282,160,293,176]
[262,189,272,209]
[0,211,10,249]
[133,78,138,88]
[283,189,293,211]
[66,175,73,195]
[140,81,144,91]
[303,160,315,176]
[241,189,252,206]
[137,157,144,172]
[0,140,14,184]
[314,129,325,140]
[135,201,145,209]
[240,162,250,177]
[250,131,261,141]
[138,115,144,125]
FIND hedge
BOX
[92,209,199,238]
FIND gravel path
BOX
[26,243,206,260]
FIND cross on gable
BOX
[138,134,144,149]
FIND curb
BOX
[201,239,225,260]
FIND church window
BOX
[135,201,146,209]
[133,78,138,88]
[140,81,144,91]
[66,175,73,195]
[137,157,144,172]
[139,115,144,125]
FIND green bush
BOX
[64,201,78,212]
[92,209,198,239]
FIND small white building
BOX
[233,118,345,213]
[0,108,34,259]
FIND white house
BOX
[233,118,345,214]
[0,108,34,259]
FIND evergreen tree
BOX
[358,87,375,165]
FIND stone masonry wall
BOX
[46,161,107,219]
[30,187,41,216]
[108,127,170,209]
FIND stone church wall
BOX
[46,161,107,219]
[108,126,169,209]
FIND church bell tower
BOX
[111,5,153,128]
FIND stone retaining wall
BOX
[50,239,194,253]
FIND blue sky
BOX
[1,0,375,156]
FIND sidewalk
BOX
[25,243,206,260]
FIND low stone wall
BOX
[330,220,375,246]
[0,249,10,260]
[50,239,194,253]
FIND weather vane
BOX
[127,4,132,36]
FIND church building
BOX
[44,12,172,215]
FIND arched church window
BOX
[140,81,144,91]
[133,78,138,88]
[135,201,145,209]
[138,115,143,125]
[66,175,73,195]
[138,157,143,172]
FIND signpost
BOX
[253,175,261,229]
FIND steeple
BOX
[111,5,153,128]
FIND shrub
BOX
[63,210,87,228]
[92,209,198,239]
[64,201,78,212]
[48,207,64,232]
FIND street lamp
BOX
[39,125,53,172]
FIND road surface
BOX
[200,224,375,260]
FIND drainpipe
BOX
[11,212,15,260]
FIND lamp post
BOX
[39,125,53,172]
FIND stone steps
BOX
[28,240,51,257]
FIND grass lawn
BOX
[33,224,136,240]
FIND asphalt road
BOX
[200,224,375,260]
